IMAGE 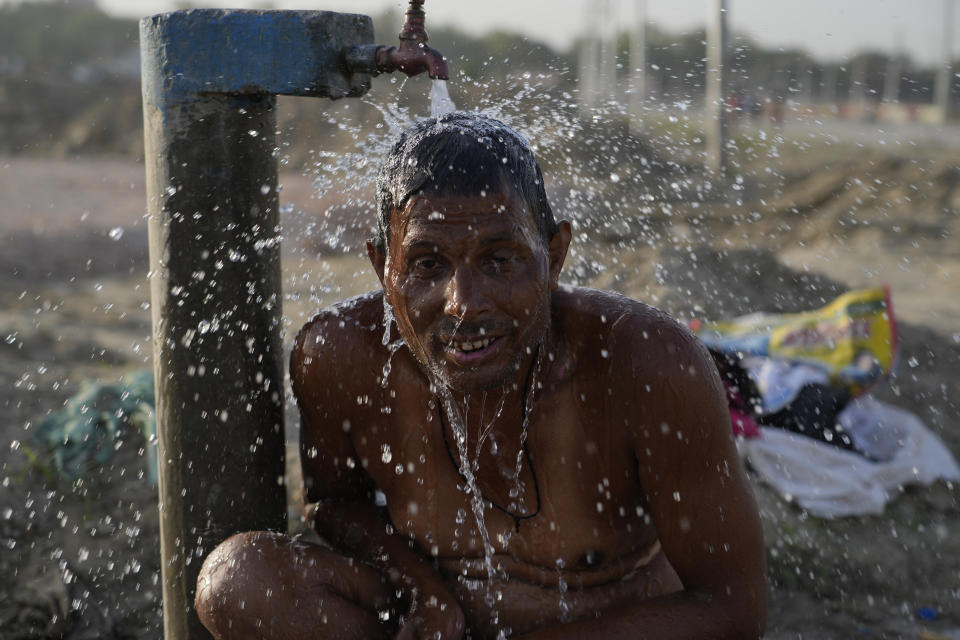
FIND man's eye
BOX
[486,253,516,272]
[412,258,442,273]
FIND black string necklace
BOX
[436,345,542,533]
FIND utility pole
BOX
[801,64,815,106]
[934,0,954,124]
[629,0,647,129]
[821,65,837,107]
[598,0,617,104]
[850,57,868,109]
[579,4,600,113]
[882,55,903,104]
[705,0,728,175]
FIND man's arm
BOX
[519,310,767,640]
[291,310,466,640]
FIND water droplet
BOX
[108,226,124,240]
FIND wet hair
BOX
[374,111,558,250]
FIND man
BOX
[195,112,767,639]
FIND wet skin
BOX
[195,190,768,639]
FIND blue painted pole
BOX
[139,11,373,638]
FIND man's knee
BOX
[195,530,393,640]
[195,530,287,637]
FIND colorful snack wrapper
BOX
[691,287,898,396]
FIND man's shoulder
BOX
[292,291,386,387]
[555,286,706,377]
[295,291,385,354]
[555,286,688,344]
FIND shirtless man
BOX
[195,112,767,639]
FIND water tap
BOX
[343,0,450,80]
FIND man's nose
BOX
[443,264,490,319]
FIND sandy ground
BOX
[1,139,959,638]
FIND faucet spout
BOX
[342,0,450,80]
[376,41,449,80]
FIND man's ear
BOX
[367,239,387,287]
[547,220,572,291]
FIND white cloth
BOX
[742,356,830,414]
[741,397,960,518]
[838,395,910,461]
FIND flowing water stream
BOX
[430,79,457,118]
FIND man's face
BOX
[373,188,569,393]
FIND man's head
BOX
[373,111,558,252]
[369,112,571,393]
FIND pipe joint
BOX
[341,0,450,81]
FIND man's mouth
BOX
[443,335,504,364]
[454,337,496,353]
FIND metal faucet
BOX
[343,0,450,80]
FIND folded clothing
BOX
[759,383,855,454]
[741,396,960,518]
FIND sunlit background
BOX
[92,0,960,66]
[1,0,958,638]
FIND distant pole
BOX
[822,65,837,106]
[598,0,616,103]
[629,0,647,128]
[882,56,902,104]
[850,57,867,105]
[705,0,728,175]
[579,4,600,113]
[801,64,814,106]
[935,0,954,123]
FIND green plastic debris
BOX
[31,369,158,485]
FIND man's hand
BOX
[395,590,465,640]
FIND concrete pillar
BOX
[139,10,373,638]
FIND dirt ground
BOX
[1,130,958,639]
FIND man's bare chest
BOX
[349,390,657,572]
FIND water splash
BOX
[430,343,544,629]
[435,386,498,583]
[509,345,543,513]
[435,391,505,622]
[555,557,571,623]
[381,291,395,348]
[291,61,698,636]
[430,79,457,118]
[474,390,508,469]
[379,337,406,388]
